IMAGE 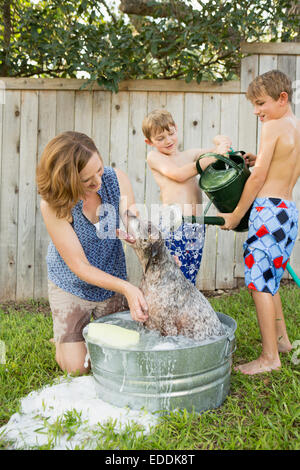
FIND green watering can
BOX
[195,150,251,232]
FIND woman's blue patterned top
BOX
[46,166,127,301]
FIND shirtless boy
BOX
[219,70,300,375]
[142,109,231,284]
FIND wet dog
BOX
[124,213,224,341]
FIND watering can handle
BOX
[184,215,225,226]
[204,216,225,226]
[196,152,243,175]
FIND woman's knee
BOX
[55,342,90,375]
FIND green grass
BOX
[0,285,299,450]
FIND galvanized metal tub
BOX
[83,311,236,414]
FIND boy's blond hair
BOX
[142,109,176,141]
[246,69,293,103]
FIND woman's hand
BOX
[116,229,136,244]
[243,152,256,167]
[124,283,149,323]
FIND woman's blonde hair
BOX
[36,131,102,219]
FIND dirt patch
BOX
[0,299,51,316]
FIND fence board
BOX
[125,91,148,285]
[34,91,57,299]
[183,93,203,152]
[259,55,278,74]
[278,56,297,114]
[145,92,166,211]
[235,54,258,280]
[75,90,93,136]
[16,92,39,299]
[56,91,75,133]
[198,93,221,290]
[240,54,259,93]
[128,92,148,208]
[216,93,239,289]
[257,55,278,144]
[110,92,129,171]
[0,91,21,300]
[92,91,111,166]
[183,93,204,289]
[166,93,184,151]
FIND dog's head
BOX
[123,211,164,273]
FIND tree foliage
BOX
[0,0,299,91]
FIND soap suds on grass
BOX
[0,375,159,450]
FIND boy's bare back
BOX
[257,115,300,200]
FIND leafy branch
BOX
[0,0,299,91]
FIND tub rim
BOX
[83,311,237,354]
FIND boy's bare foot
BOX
[234,356,281,375]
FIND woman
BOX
[36,131,148,374]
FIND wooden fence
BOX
[0,42,300,300]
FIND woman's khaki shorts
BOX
[48,280,129,343]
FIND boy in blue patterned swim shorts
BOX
[142,109,231,285]
[219,70,300,375]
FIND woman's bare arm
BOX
[40,198,148,321]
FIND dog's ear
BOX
[145,240,161,273]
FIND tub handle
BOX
[225,336,236,358]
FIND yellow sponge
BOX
[88,323,140,348]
